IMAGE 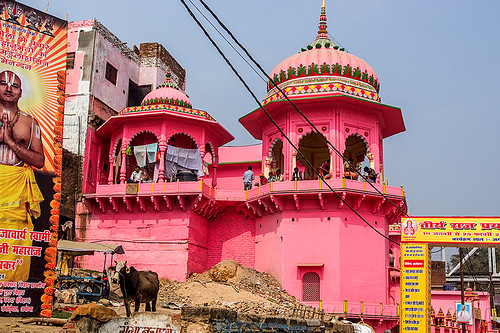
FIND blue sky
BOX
[22,0,500,217]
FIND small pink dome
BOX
[141,76,192,108]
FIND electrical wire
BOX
[179,0,399,246]
[192,0,409,219]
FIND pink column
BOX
[199,146,206,180]
[212,155,219,188]
[158,135,167,183]
[108,154,114,185]
[328,148,334,178]
[119,141,127,184]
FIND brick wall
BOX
[207,207,255,269]
[139,42,186,89]
[431,261,446,289]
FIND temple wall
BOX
[207,207,255,269]
[77,210,193,280]
[187,212,209,275]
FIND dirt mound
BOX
[158,260,304,317]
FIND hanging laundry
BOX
[165,145,203,177]
[146,143,158,163]
[133,145,147,167]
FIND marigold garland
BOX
[40,309,51,317]
[49,215,59,224]
[41,303,52,310]
[39,69,65,318]
[45,262,56,270]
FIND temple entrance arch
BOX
[268,139,284,175]
[167,132,198,149]
[297,132,329,180]
[343,133,369,168]
[128,131,159,182]
[164,133,202,182]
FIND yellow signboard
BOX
[400,243,430,332]
[401,217,500,245]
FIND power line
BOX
[180,0,399,246]
[193,0,409,219]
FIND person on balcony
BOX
[343,158,358,180]
[128,166,142,183]
[243,165,254,190]
[318,160,331,179]
[268,171,276,183]
[275,169,283,181]
[141,171,152,183]
[364,166,377,182]
[256,174,268,186]
[291,167,303,181]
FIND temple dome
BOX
[141,73,192,108]
[264,2,380,103]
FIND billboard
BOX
[401,216,500,246]
[400,243,431,332]
[0,1,66,317]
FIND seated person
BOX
[268,171,276,183]
[127,166,142,183]
[364,166,377,182]
[291,167,303,181]
[343,158,358,180]
[275,169,283,181]
[318,160,331,179]
[255,174,268,186]
[141,171,153,183]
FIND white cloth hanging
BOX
[133,145,147,167]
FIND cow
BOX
[113,261,159,317]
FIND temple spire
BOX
[165,67,171,83]
[317,0,328,39]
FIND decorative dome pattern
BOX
[264,2,380,104]
[141,71,192,108]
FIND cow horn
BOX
[126,267,130,273]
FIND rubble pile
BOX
[158,260,306,317]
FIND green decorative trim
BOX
[141,97,192,109]
[268,61,380,92]
[120,104,215,122]
[217,160,262,166]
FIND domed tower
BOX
[240,1,404,181]
[238,2,407,331]
[80,71,233,279]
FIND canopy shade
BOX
[57,240,125,257]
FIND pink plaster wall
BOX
[91,33,140,112]
[255,198,392,314]
[215,145,262,189]
[187,212,209,275]
[207,207,255,269]
[77,210,193,280]
[431,290,491,331]
[65,21,93,98]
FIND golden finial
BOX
[322,0,326,9]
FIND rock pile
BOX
[158,260,314,317]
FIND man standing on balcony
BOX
[0,70,45,282]
[243,166,254,190]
